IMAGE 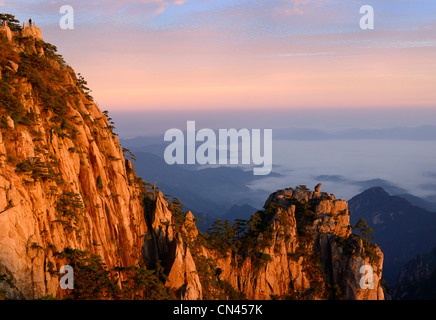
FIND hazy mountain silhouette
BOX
[219,204,258,222]
[393,247,436,300]
[275,125,436,140]
[131,151,270,217]
[315,175,411,196]
[120,126,436,148]
[398,193,436,212]
[349,187,436,285]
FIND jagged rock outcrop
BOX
[0,24,146,299]
[142,192,202,300]
[21,26,43,41]
[144,187,385,300]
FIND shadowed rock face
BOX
[144,188,385,300]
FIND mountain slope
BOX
[349,187,436,285]
[0,23,146,299]
[392,247,436,300]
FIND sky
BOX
[2,0,436,114]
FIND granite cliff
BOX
[0,21,146,299]
[0,20,384,300]
[144,187,385,300]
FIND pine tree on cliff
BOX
[0,13,22,31]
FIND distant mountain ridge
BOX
[120,125,436,148]
[392,246,436,299]
[274,125,436,140]
[131,151,270,217]
[220,204,258,222]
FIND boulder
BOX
[6,116,14,129]
[0,25,12,42]
[5,61,18,74]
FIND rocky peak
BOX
[143,186,385,300]
[21,25,43,42]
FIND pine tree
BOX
[0,13,22,31]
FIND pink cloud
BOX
[274,0,337,16]
[4,0,435,112]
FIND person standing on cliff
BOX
[28,18,32,27]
